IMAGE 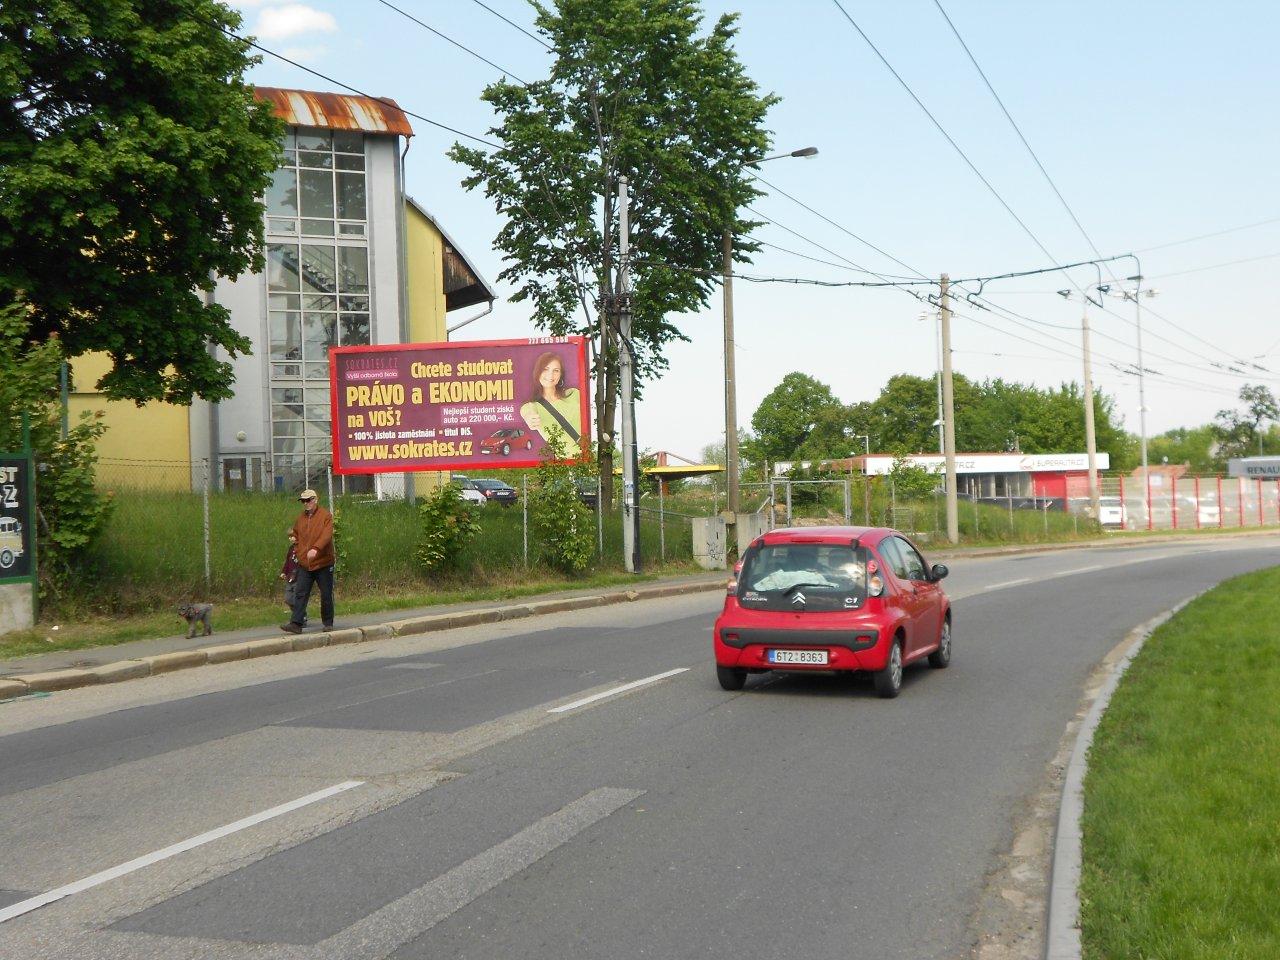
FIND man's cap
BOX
[298,488,318,502]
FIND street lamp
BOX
[723,146,818,547]
[1102,276,1159,529]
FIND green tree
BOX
[449,0,776,503]
[0,305,112,597]
[1148,425,1220,474]
[1213,384,1279,459]
[0,1,283,403]
[748,372,845,464]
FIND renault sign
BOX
[1227,456,1280,479]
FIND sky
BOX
[230,0,1280,461]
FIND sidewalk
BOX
[0,572,728,696]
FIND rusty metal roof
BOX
[253,87,413,138]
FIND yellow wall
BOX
[68,353,193,490]
[406,202,448,344]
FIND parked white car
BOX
[1097,496,1126,528]
[451,477,486,506]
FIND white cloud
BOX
[254,4,338,40]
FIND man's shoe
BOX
[280,622,302,634]
[322,622,334,630]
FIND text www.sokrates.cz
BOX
[347,440,474,461]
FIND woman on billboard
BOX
[520,351,582,456]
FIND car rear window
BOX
[737,542,867,612]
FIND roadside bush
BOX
[416,482,481,572]
[0,305,113,601]
[529,440,593,574]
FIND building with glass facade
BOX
[71,87,493,496]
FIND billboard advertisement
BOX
[0,455,33,580]
[330,336,589,474]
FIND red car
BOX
[479,428,534,456]
[713,526,951,698]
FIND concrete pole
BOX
[618,176,640,572]
[722,229,739,530]
[941,275,959,543]
[1081,304,1101,523]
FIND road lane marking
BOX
[318,787,644,959]
[548,668,690,713]
[983,578,1030,591]
[1058,564,1103,576]
[0,780,364,925]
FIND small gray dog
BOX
[177,602,213,639]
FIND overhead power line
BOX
[930,0,1113,274]
[827,0,1084,290]
[375,0,528,83]
[1135,215,1280,253]
[1143,251,1280,280]
[208,20,499,147]
[465,0,552,50]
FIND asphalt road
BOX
[1,536,1277,960]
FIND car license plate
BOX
[768,649,828,665]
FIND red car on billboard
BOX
[713,526,951,698]
[479,427,534,456]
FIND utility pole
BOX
[1081,302,1101,523]
[940,275,958,543]
[722,228,739,535]
[618,176,641,572]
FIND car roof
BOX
[751,525,896,549]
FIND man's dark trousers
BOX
[290,564,334,628]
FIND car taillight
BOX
[868,575,884,597]
[726,578,737,596]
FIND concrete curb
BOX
[0,578,724,700]
[1044,599,1193,960]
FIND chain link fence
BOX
[748,472,1280,543]
[88,460,702,611]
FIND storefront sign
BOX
[1227,456,1280,479]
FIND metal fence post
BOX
[201,458,211,589]
[785,481,793,526]
[522,474,529,567]
[843,479,850,523]
[659,480,666,563]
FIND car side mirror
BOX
[930,563,949,581]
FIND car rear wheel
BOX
[873,640,903,698]
[716,664,747,691]
[501,443,511,456]
[0,549,12,569]
[928,617,952,669]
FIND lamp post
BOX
[1104,275,1159,530]
[853,433,870,524]
[724,146,818,547]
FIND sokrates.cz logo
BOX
[344,354,400,383]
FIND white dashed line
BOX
[984,578,1030,591]
[0,780,364,925]
[549,668,690,714]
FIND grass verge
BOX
[1,563,704,662]
[1080,565,1280,959]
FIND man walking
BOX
[281,488,334,633]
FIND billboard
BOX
[330,336,589,474]
[0,455,33,580]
